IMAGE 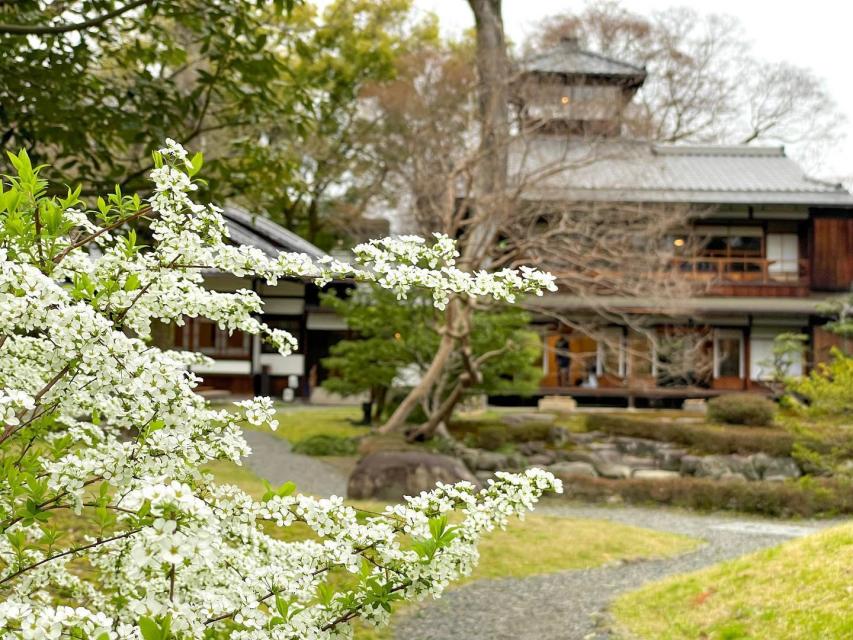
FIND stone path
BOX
[393,503,842,640]
[241,429,348,497]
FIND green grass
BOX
[471,515,698,580]
[247,406,366,443]
[611,523,853,639]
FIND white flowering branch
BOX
[0,140,560,639]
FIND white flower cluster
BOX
[0,140,560,639]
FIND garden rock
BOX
[563,450,601,465]
[547,461,597,478]
[632,469,680,480]
[475,451,509,472]
[547,426,570,447]
[725,455,760,481]
[613,436,660,457]
[680,455,702,476]
[656,447,687,471]
[505,452,529,471]
[459,448,481,473]
[518,441,547,456]
[592,461,632,479]
[527,453,556,467]
[619,455,657,470]
[693,455,732,480]
[347,451,480,501]
[761,458,802,481]
[474,470,494,483]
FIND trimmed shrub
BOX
[585,414,793,456]
[560,475,853,518]
[449,420,554,448]
[707,393,775,426]
[292,434,359,456]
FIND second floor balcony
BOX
[671,256,810,289]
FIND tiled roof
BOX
[520,38,646,81]
[512,138,853,206]
[221,206,326,258]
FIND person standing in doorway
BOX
[555,336,571,387]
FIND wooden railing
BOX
[670,257,809,286]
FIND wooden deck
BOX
[538,385,740,399]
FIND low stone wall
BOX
[452,426,804,484]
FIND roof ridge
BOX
[653,144,785,158]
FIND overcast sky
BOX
[412,0,853,182]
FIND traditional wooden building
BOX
[516,38,853,403]
[174,206,351,398]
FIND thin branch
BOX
[0,527,142,585]
[0,0,154,35]
[53,206,152,264]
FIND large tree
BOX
[0,0,427,247]
[527,0,845,172]
[371,2,695,437]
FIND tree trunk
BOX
[372,385,387,423]
[377,304,459,433]
[461,0,509,268]
[378,1,510,434]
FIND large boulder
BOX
[347,451,480,501]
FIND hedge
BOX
[559,475,853,518]
[584,414,794,457]
[707,393,775,426]
[448,420,554,450]
[291,434,359,456]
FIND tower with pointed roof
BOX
[515,36,646,136]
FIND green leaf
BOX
[137,616,161,640]
[188,152,204,177]
[124,274,141,291]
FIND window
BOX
[190,318,250,357]
[596,328,625,377]
[627,332,654,377]
[196,320,217,352]
[696,226,763,258]
[714,330,743,378]
[766,233,799,277]
[750,329,804,380]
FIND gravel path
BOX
[394,502,843,640]
[241,429,348,497]
[237,434,843,639]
